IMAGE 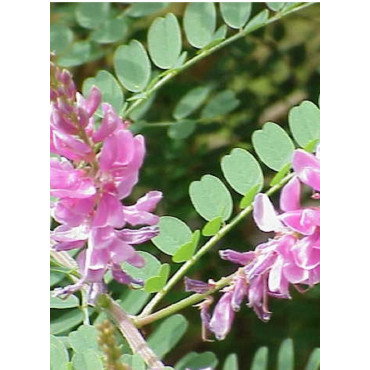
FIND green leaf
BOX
[152,216,192,255]
[50,24,73,55]
[144,263,170,293]
[305,348,320,370]
[202,216,223,236]
[184,3,216,49]
[288,101,320,148]
[223,353,238,370]
[269,163,291,186]
[252,122,295,171]
[213,26,228,42]
[71,350,103,370]
[50,271,65,287]
[244,9,270,32]
[120,289,150,315]
[147,314,188,358]
[277,338,294,370]
[82,70,124,117]
[91,18,129,44]
[173,51,188,68]
[125,2,169,18]
[201,90,240,119]
[172,230,200,263]
[221,148,263,195]
[239,184,260,209]
[122,251,161,283]
[114,40,151,92]
[266,3,286,11]
[50,292,79,309]
[189,175,233,221]
[220,2,252,29]
[51,309,84,335]
[75,2,110,30]
[175,351,218,370]
[168,120,196,139]
[57,41,92,68]
[173,86,211,120]
[148,13,182,69]
[121,354,146,370]
[68,325,100,353]
[50,335,69,370]
[303,138,319,153]
[250,347,268,370]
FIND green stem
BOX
[122,2,315,119]
[138,172,294,318]
[134,273,235,328]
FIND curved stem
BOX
[139,172,294,318]
[122,2,315,119]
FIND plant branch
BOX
[97,295,166,369]
[134,273,236,328]
[122,2,315,119]
[139,172,295,318]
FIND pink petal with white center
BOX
[280,208,319,235]
[92,192,125,228]
[292,232,320,269]
[292,149,320,191]
[268,255,284,292]
[283,262,308,284]
[253,194,284,232]
[280,176,301,212]
[89,226,116,250]
[92,103,119,143]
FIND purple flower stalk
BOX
[191,148,320,340]
[50,59,162,301]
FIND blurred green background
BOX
[51,2,320,368]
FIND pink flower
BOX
[189,148,320,339]
[50,61,162,301]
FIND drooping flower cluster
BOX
[50,58,162,302]
[186,148,320,340]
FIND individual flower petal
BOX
[184,277,212,293]
[280,176,301,212]
[84,86,102,117]
[253,194,284,232]
[280,208,319,235]
[92,192,125,228]
[231,276,247,312]
[219,249,255,265]
[116,226,159,244]
[292,149,320,191]
[209,291,235,340]
[92,103,119,142]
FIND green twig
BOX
[122,2,315,119]
[134,273,236,328]
[138,172,295,318]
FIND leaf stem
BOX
[122,2,315,119]
[138,172,294,318]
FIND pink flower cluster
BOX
[50,60,162,302]
[186,148,320,340]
